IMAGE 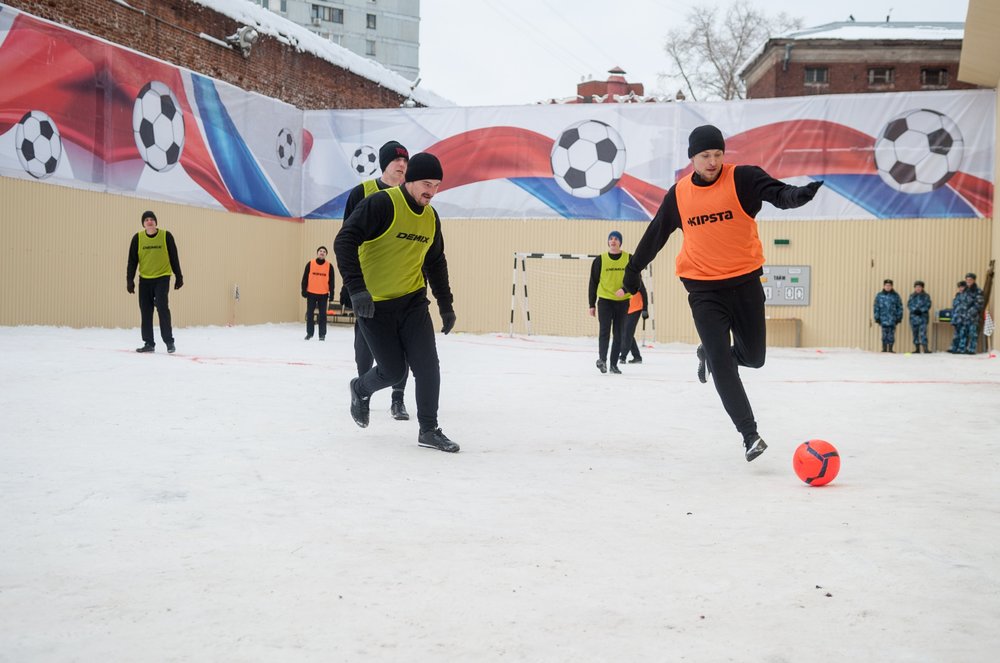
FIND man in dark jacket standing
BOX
[301,246,335,340]
[334,152,459,453]
[127,210,183,354]
[622,125,823,462]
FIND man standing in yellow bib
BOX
[334,153,459,453]
[588,231,630,375]
[342,141,412,420]
[126,210,183,354]
[623,125,822,462]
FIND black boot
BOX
[881,342,887,352]
[922,344,930,354]
[888,343,894,353]
[914,344,921,354]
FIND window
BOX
[280,0,287,11]
[804,67,828,85]
[868,67,894,86]
[312,5,344,23]
[366,39,376,56]
[921,68,949,87]
[367,13,377,29]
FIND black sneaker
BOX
[630,357,643,364]
[349,378,370,428]
[166,343,176,354]
[596,359,607,374]
[609,364,622,374]
[696,345,708,383]
[743,434,768,462]
[418,428,460,453]
[304,334,313,340]
[390,400,410,421]
[319,336,325,341]
[136,344,155,353]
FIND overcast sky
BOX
[419,0,971,107]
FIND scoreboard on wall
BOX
[762,266,811,306]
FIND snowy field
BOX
[2,323,999,662]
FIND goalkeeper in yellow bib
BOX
[334,152,459,453]
[588,230,631,374]
[342,141,412,420]
[623,125,823,462]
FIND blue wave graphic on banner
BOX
[509,178,650,220]
[822,174,977,218]
[190,74,290,217]
[306,190,349,219]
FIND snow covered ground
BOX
[2,324,998,662]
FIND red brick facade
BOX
[743,38,978,99]
[4,0,408,109]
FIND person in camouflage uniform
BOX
[907,280,932,353]
[873,278,904,352]
[948,281,973,354]
[962,272,985,354]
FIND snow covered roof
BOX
[739,21,965,78]
[190,0,452,107]
[783,21,965,42]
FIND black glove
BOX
[174,276,184,290]
[127,281,135,294]
[352,289,374,318]
[440,310,456,335]
[301,290,307,298]
[622,269,641,295]
[793,180,824,205]
[641,310,649,320]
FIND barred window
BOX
[804,67,828,84]
[921,68,948,87]
[868,67,894,85]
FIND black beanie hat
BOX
[687,125,726,158]
[379,141,409,171]
[141,210,157,224]
[404,152,443,182]
[914,280,924,287]
[966,272,977,280]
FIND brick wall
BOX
[4,0,408,109]
[750,61,977,98]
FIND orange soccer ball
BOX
[793,440,841,486]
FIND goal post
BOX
[510,252,656,340]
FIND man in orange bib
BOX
[623,125,823,462]
[301,246,335,340]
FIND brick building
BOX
[740,21,978,99]
[2,0,423,109]
[544,66,668,104]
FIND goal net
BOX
[510,252,656,340]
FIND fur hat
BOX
[404,152,443,182]
[883,279,893,285]
[687,125,726,158]
[378,141,409,171]
[913,280,924,287]
[965,272,977,280]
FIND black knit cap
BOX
[404,152,443,182]
[378,141,409,171]
[141,210,157,224]
[687,125,726,158]
[914,280,924,287]
[966,272,977,280]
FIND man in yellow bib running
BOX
[334,152,459,453]
[588,230,631,375]
[342,141,412,420]
[623,125,823,462]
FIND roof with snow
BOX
[782,21,965,42]
[190,0,452,107]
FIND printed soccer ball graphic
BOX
[873,108,964,194]
[132,80,185,172]
[351,145,378,177]
[14,110,62,179]
[276,128,296,169]
[550,119,627,198]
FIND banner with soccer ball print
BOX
[0,5,994,222]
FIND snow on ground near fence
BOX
[2,324,999,661]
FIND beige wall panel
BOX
[1,177,305,329]
[1,177,992,352]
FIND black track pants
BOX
[353,323,409,395]
[597,298,629,365]
[138,275,173,346]
[688,278,766,437]
[355,293,439,431]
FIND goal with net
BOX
[510,252,655,340]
